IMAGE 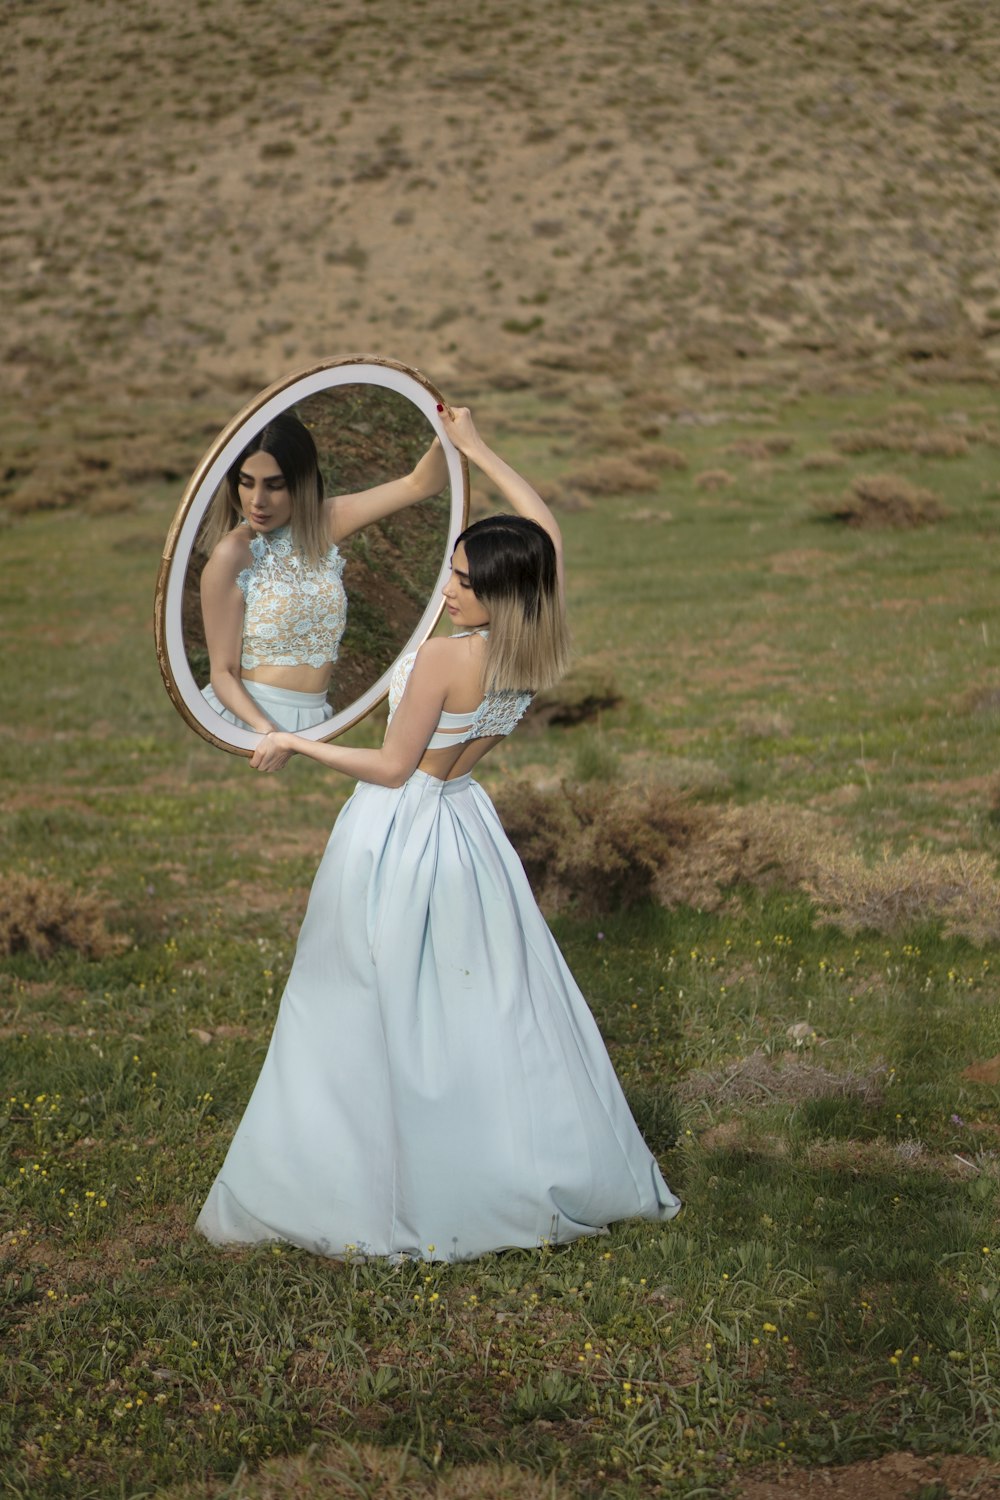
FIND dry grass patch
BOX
[499,782,1000,941]
[533,477,593,513]
[495,782,818,917]
[805,845,1000,945]
[693,468,735,491]
[0,872,129,960]
[157,1443,572,1499]
[628,441,688,472]
[734,708,792,740]
[832,425,969,459]
[725,436,794,460]
[563,456,661,496]
[817,473,946,529]
[678,1051,886,1110]
[800,451,845,472]
[524,666,624,730]
[912,429,970,458]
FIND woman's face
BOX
[237,450,293,534]
[442,541,490,630]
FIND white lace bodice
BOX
[387,634,533,749]
[238,524,347,670]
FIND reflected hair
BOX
[456,515,570,693]
[199,411,327,567]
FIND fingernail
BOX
[436,403,444,412]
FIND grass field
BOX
[3,379,999,1499]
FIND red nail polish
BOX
[436,403,444,412]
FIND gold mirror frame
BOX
[154,355,469,756]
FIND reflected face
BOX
[442,542,490,630]
[238,451,293,534]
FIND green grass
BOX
[2,382,1000,1498]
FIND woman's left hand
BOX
[251,731,296,773]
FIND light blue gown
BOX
[196,659,680,1262]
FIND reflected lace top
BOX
[387,631,533,749]
[238,524,347,670]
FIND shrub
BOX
[525,667,624,730]
[800,451,844,472]
[564,457,659,496]
[0,873,129,960]
[678,1051,886,1110]
[818,473,946,529]
[498,781,1000,942]
[805,845,1000,945]
[495,781,817,917]
[629,442,688,472]
[693,468,734,491]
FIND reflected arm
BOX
[199,538,281,736]
[327,438,449,544]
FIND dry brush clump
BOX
[533,477,594,513]
[498,781,1000,942]
[805,845,1000,947]
[725,435,794,460]
[563,456,661,497]
[677,1051,886,1110]
[495,781,819,917]
[816,472,946,529]
[800,450,845,472]
[0,873,129,960]
[524,668,624,731]
[693,468,735,491]
[629,441,688,472]
[832,425,969,459]
[159,1442,572,1500]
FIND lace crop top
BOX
[387,632,533,749]
[237,524,348,671]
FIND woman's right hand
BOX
[251,731,296,774]
[439,405,564,592]
[440,406,483,459]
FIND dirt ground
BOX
[3,0,999,437]
[737,1450,1000,1499]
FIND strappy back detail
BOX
[387,631,533,748]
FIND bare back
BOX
[388,631,530,783]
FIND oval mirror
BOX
[155,356,468,755]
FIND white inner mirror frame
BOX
[155,355,468,756]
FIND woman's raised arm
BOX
[440,406,564,596]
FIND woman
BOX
[196,406,680,1262]
[199,411,448,734]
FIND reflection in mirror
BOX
[180,386,450,719]
[155,357,468,756]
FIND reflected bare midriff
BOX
[243,663,333,694]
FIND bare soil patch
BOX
[736,1452,1000,1500]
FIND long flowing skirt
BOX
[196,771,680,1262]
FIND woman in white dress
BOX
[196,406,680,1262]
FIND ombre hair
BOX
[199,411,328,567]
[456,515,570,693]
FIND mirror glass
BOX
[155,357,468,754]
